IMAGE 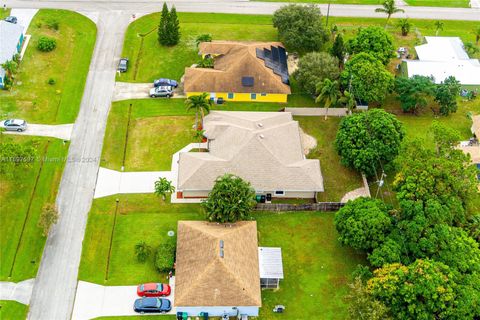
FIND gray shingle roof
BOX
[178,111,324,192]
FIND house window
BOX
[260,93,267,96]
[227,93,234,99]
[274,191,285,196]
[251,93,257,100]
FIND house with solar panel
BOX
[0,20,25,88]
[183,41,291,103]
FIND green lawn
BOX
[0,9,96,124]
[0,300,28,320]
[296,117,363,202]
[0,8,11,19]
[254,0,383,3]
[0,135,69,281]
[404,0,470,7]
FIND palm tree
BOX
[375,0,404,28]
[397,18,411,36]
[339,90,356,113]
[185,92,212,130]
[434,20,444,36]
[315,79,342,120]
[1,59,18,80]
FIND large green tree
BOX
[368,260,461,320]
[0,142,37,175]
[394,75,436,114]
[340,53,394,104]
[202,174,256,223]
[330,33,346,67]
[272,4,329,53]
[434,76,461,116]
[335,197,393,251]
[335,109,405,176]
[158,3,169,45]
[158,3,180,46]
[294,52,339,95]
[347,26,396,65]
[345,277,392,320]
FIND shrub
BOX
[154,240,176,273]
[197,57,214,68]
[48,78,56,85]
[46,19,59,30]
[196,33,212,46]
[134,241,152,263]
[37,36,57,52]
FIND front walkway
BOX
[2,123,74,141]
[0,279,34,305]
[94,142,207,202]
[71,278,176,320]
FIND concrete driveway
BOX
[0,279,34,305]
[72,279,175,320]
[113,82,185,101]
[10,8,38,33]
[2,123,74,141]
[94,167,174,198]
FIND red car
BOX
[137,283,171,297]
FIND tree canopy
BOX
[0,141,37,175]
[272,4,329,53]
[294,52,339,96]
[347,26,396,65]
[394,75,436,114]
[335,109,405,176]
[434,76,461,116]
[341,53,394,104]
[158,3,180,46]
[335,197,393,251]
[202,174,256,223]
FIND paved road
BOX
[26,12,131,320]
[4,0,480,21]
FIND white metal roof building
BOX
[0,20,25,88]
[258,247,284,289]
[404,37,480,86]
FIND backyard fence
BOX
[255,202,345,212]
[284,107,349,117]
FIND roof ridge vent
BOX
[257,123,264,128]
[258,134,265,139]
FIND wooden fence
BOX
[255,202,345,212]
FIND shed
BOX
[258,247,284,289]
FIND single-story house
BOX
[403,37,480,86]
[174,221,262,317]
[183,41,291,103]
[176,111,324,199]
[0,20,25,88]
[457,115,480,190]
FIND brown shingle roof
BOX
[183,41,291,94]
[174,221,261,307]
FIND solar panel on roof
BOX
[271,46,280,62]
[256,48,265,60]
[242,76,254,87]
[256,45,290,85]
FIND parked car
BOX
[118,58,128,72]
[154,78,178,88]
[2,119,27,132]
[4,16,17,24]
[149,86,173,98]
[137,283,171,297]
[133,297,171,314]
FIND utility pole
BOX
[325,2,331,27]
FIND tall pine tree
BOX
[166,5,180,46]
[158,3,169,45]
[331,34,345,67]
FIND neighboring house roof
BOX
[404,37,480,85]
[177,111,324,192]
[184,41,291,94]
[0,21,23,79]
[472,115,480,139]
[174,221,261,307]
[258,247,284,279]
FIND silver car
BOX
[149,86,173,98]
[2,119,28,132]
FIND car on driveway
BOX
[154,78,178,88]
[2,119,27,132]
[149,86,173,98]
[4,16,18,24]
[133,297,171,314]
[118,58,128,72]
[137,283,171,297]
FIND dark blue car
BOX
[133,297,171,314]
[154,78,178,88]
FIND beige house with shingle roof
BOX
[176,111,324,199]
[174,221,261,317]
